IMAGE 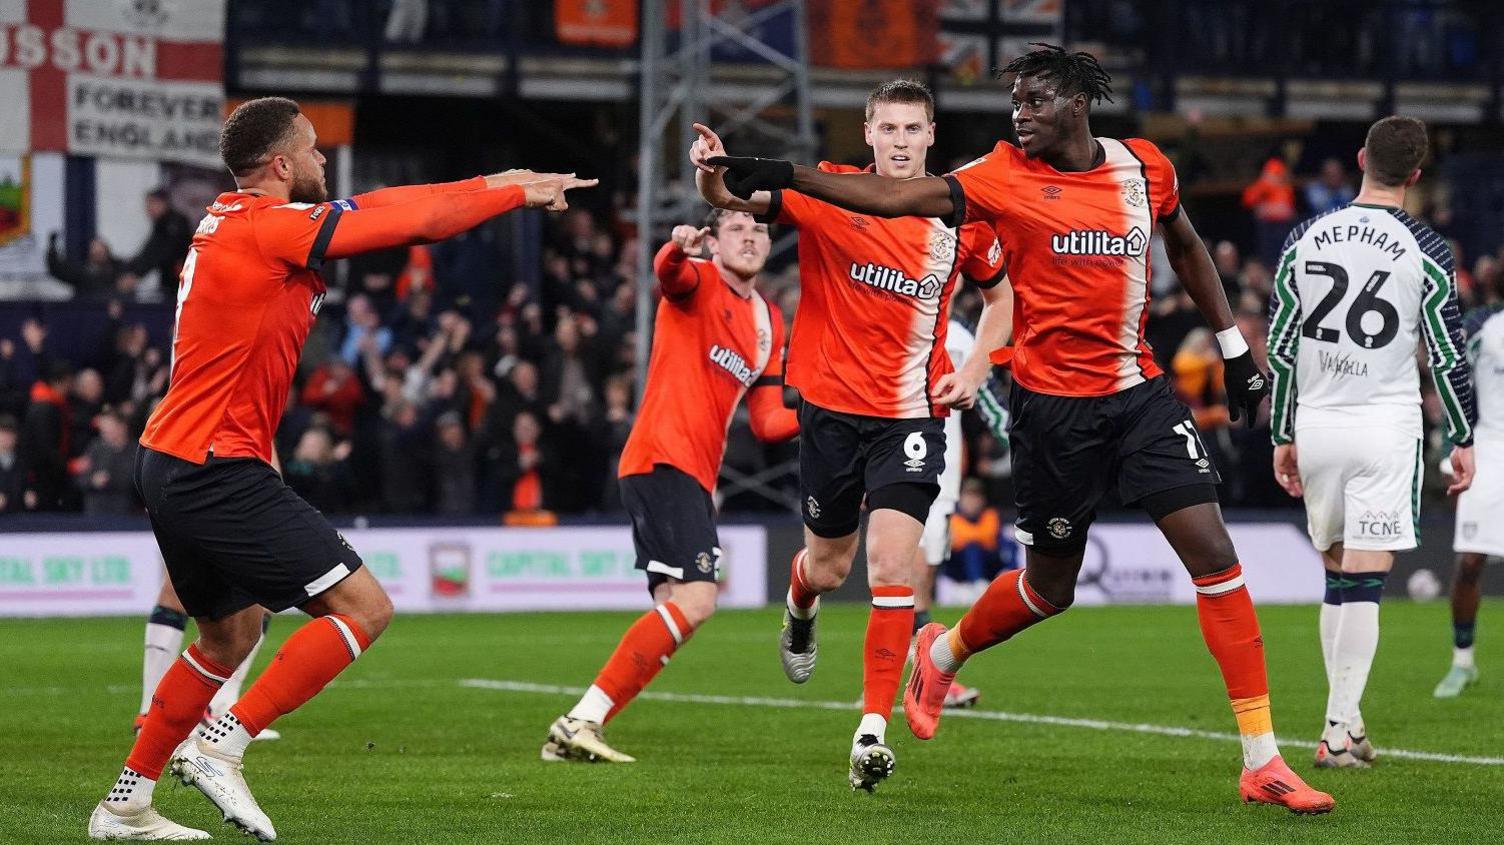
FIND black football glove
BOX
[706,156,794,200]
[1223,351,1270,424]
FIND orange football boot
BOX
[1240,755,1336,814]
[903,623,957,740]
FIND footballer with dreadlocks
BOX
[707,44,1336,814]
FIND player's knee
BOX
[195,626,259,668]
[673,585,718,627]
[1033,578,1077,611]
[865,547,913,587]
[358,592,395,640]
[804,544,854,590]
[1456,557,1486,586]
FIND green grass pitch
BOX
[5,601,1502,843]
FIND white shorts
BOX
[920,498,957,566]
[1296,425,1421,552]
[1455,438,1504,557]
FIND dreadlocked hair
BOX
[999,43,1114,105]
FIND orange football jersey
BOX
[766,164,1005,419]
[946,138,1180,397]
[618,243,797,493]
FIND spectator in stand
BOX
[120,188,192,299]
[76,409,137,515]
[590,373,635,511]
[1241,156,1298,267]
[21,359,73,511]
[378,399,430,513]
[348,247,406,316]
[69,369,105,458]
[301,356,365,437]
[1239,257,1274,313]
[501,409,552,512]
[455,349,496,433]
[0,414,25,513]
[541,311,597,425]
[47,233,124,299]
[389,288,437,352]
[946,479,1012,601]
[433,410,477,515]
[0,338,28,419]
[1146,289,1202,373]
[1304,157,1357,214]
[1211,240,1242,306]
[340,293,393,365]
[283,427,356,513]
[1170,328,1231,430]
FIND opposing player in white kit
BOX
[1268,116,1476,767]
[912,317,1013,709]
[1435,293,1504,697]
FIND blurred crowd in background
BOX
[2,150,1499,521]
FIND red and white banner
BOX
[0,0,225,167]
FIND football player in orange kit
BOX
[708,44,1333,814]
[544,208,798,764]
[693,79,1013,791]
[88,96,592,841]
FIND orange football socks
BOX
[943,570,1062,671]
[1193,564,1278,768]
[229,614,372,737]
[125,643,233,780]
[570,601,693,724]
[862,586,915,723]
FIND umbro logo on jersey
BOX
[848,263,941,300]
[850,216,869,229]
[708,344,758,387]
[1041,185,1062,200]
[1051,227,1147,258]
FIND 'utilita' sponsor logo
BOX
[847,263,941,299]
[1050,227,1148,257]
[709,344,757,386]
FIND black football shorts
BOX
[619,464,722,596]
[1009,375,1221,555]
[797,399,945,538]
[134,446,364,619]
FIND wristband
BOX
[1215,326,1249,358]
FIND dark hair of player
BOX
[704,207,729,237]
[220,97,303,178]
[1363,116,1428,188]
[865,79,934,122]
[998,43,1114,106]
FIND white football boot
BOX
[1313,721,1370,769]
[779,605,819,684]
[848,734,896,792]
[544,716,636,763]
[88,803,210,841]
[171,738,277,841]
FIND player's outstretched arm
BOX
[707,156,955,219]
[348,171,576,209]
[323,177,595,260]
[690,124,773,215]
[1161,207,1269,424]
[653,229,712,300]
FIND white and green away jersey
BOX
[1268,202,1475,445]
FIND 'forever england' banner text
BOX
[0,0,226,167]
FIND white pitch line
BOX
[460,678,1504,767]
